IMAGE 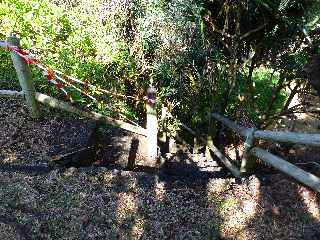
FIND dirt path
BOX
[0,98,319,239]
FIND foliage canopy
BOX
[0,0,319,135]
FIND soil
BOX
[0,97,319,240]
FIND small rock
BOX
[64,167,77,176]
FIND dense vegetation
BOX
[0,0,319,138]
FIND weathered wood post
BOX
[159,105,169,154]
[205,112,214,159]
[193,135,200,154]
[7,34,40,118]
[169,132,177,154]
[127,137,139,170]
[146,87,158,166]
[240,128,256,176]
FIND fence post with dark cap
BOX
[146,87,158,166]
[7,34,40,119]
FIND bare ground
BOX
[0,97,319,240]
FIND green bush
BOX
[0,0,318,135]
[0,0,145,119]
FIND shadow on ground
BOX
[0,97,320,239]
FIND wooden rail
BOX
[212,113,249,137]
[178,121,241,178]
[212,113,320,146]
[251,148,320,192]
[212,112,320,192]
[1,34,159,167]
[254,130,320,147]
[0,90,148,136]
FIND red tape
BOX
[4,42,141,102]
[44,68,54,80]
[6,45,34,65]
[7,46,18,52]
[22,57,34,65]
[17,49,30,55]
[56,83,64,89]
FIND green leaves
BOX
[0,0,318,131]
[0,0,144,121]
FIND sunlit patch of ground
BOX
[300,189,320,219]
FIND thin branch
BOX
[295,162,320,169]
[240,24,267,41]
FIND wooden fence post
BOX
[159,105,169,154]
[193,133,202,154]
[7,35,40,118]
[169,132,177,154]
[240,128,256,176]
[205,112,214,159]
[146,87,158,166]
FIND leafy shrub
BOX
[0,0,318,136]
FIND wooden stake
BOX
[169,132,177,154]
[127,138,139,170]
[159,106,169,154]
[7,35,40,118]
[240,128,256,176]
[193,133,201,154]
[146,87,158,166]
[205,112,214,159]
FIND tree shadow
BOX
[4,97,319,239]
[0,215,33,240]
[211,125,320,239]
[84,132,236,239]
[244,171,320,239]
[0,162,50,175]
[113,165,226,239]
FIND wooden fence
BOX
[0,35,158,167]
[211,113,320,192]
[2,34,320,192]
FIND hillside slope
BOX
[0,97,319,239]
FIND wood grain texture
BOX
[251,147,320,192]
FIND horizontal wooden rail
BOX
[212,112,320,146]
[0,89,24,98]
[212,112,320,188]
[0,90,147,136]
[254,130,320,147]
[251,147,320,192]
[212,113,249,137]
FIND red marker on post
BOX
[56,82,64,89]
[43,68,54,80]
